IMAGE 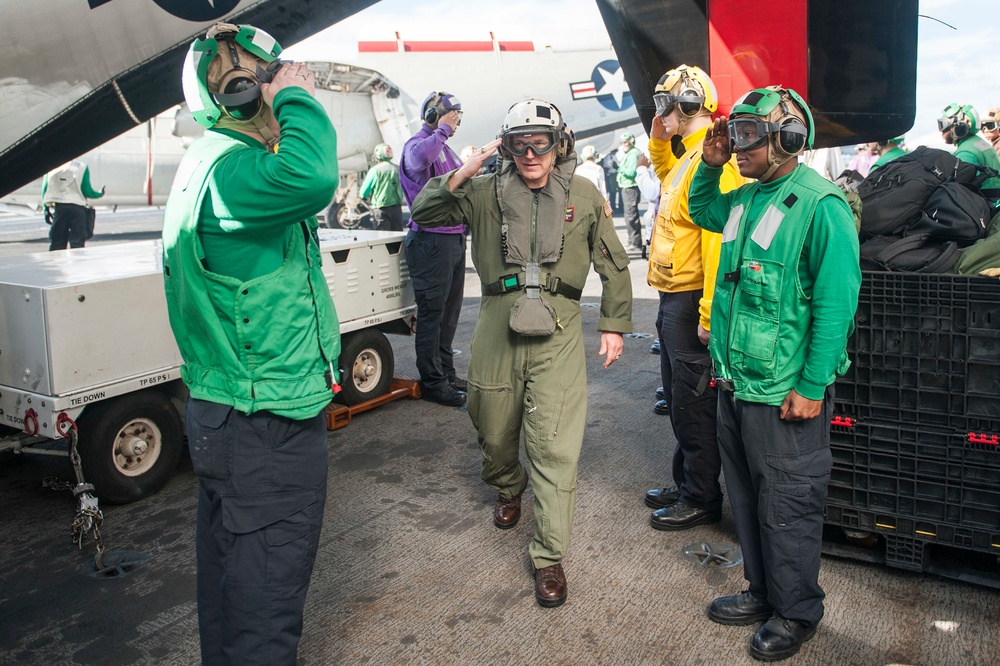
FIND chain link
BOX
[43,419,106,570]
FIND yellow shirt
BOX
[647,127,746,330]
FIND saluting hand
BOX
[261,62,315,109]
[439,110,462,134]
[448,138,501,191]
[651,115,669,141]
[702,116,732,167]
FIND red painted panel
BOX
[707,0,808,115]
[358,40,535,53]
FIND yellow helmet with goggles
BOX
[653,64,718,119]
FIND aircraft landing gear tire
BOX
[337,329,394,406]
[326,202,372,230]
[75,389,184,505]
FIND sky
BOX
[284,0,999,151]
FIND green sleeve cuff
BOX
[794,378,829,402]
[598,317,633,333]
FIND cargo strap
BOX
[482,272,583,301]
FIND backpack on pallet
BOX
[859,233,961,273]
[856,146,984,239]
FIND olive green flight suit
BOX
[412,169,633,568]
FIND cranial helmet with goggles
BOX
[982,108,1000,135]
[373,143,393,162]
[727,86,814,181]
[182,23,284,144]
[653,64,718,121]
[938,103,979,144]
[498,99,575,159]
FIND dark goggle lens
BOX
[982,121,998,132]
[653,93,677,117]
[504,133,556,156]
[727,119,769,151]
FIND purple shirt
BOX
[399,123,465,233]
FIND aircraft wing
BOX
[599,0,919,148]
[0,0,379,197]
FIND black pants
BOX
[186,398,329,666]
[404,230,466,392]
[716,386,833,627]
[621,186,642,248]
[656,290,721,511]
[48,203,89,250]
[371,204,403,231]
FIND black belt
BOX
[713,377,735,392]
[482,272,583,301]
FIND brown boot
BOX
[534,563,567,608]
[493,476,528,529]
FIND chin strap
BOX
[252,115,278,148]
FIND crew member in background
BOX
[399,91,468,407]
[617,132,643,249]
[411,99,632,609]
[359,143,404,231]
[692,86,860,662]
[641,65,745,530]
[575,145,608,198]
[634,152,660,260]
[41,159,104,250]
[867,136,907,172]
[939,103,1000,205]
[162,24,340,664]
[602,149,621,213]
[981,108,1000,161]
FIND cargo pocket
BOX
[765,447,831,528]
[599,229,631,271]
[185,399,233,481]
[468,380,518,439]
[222,489,320,585]
[731,315,778,380]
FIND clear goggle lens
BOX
[727,118,770,151]
[503,132,556,157]
[653,93,678,117]
[981,121,999,132]
[937,117,955,133]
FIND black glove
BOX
[44,207,53,225]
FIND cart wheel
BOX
[75,390,184,504]
[337,329,394,406]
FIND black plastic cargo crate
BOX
[835,272,1000,433]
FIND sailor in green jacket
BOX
[868,136,907,172]
[359,143,405,231]
[411,99,632,609]
[616,131,643,248]
[939,103,1000,205]
[690,87,860,662]
[162,24,339,665]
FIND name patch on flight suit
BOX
[604,200,613,218]
[565,206,575,221]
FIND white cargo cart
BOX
[0,229,414,504]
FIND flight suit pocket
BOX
[468,380,518,439]
[765,447,831,528]
[186,399,233,481]
[599,229,630,271]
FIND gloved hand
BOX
[978,267,1000,278]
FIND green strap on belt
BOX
[482,272,582,301]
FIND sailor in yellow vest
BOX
[642,65,747,531]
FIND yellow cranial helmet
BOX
[653,64,718,118]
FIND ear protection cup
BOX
[953,122,971,139]
[676,86,703,117]
[221,76,262,120]
[775,118,808,156]
[422,92,442,125]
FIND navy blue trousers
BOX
[656,289,722,511]
[404,230,466,392]
[186,398,328,666]
[716,386,833,627]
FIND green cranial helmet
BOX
[182,23,283,129]
[373,143,393,161]
[730,86,815,151]
[938,103,979,139]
